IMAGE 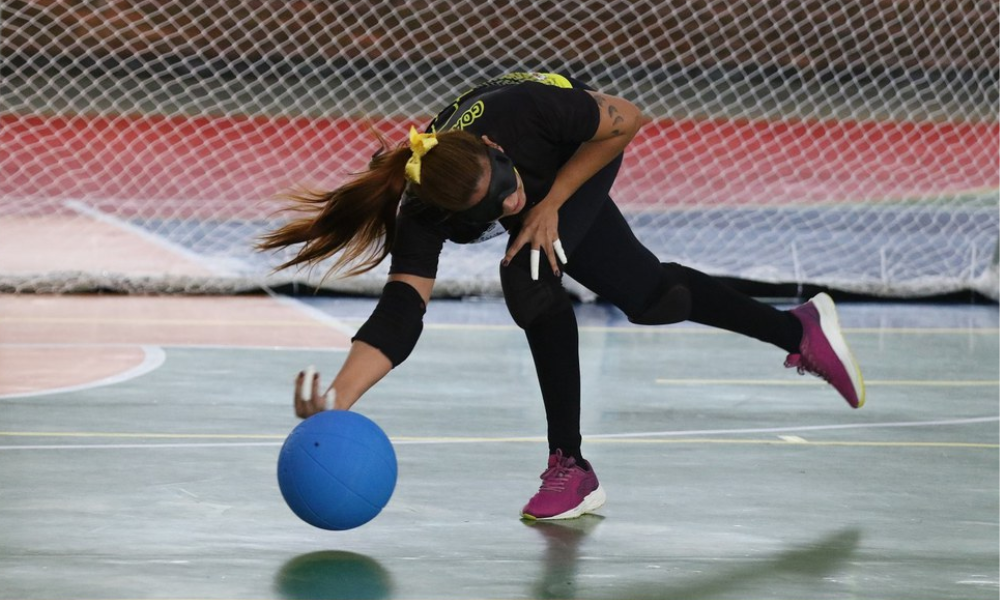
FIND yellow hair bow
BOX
[404,126,438,184]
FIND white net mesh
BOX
[2,0,997,298]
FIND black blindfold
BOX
[456,147,518,224]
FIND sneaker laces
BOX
[538,458,576,493]
[787,302,832,382]
[786,352,830,383]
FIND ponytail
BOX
[256,129,410,278]
[257,128,487,279]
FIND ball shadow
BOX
[273,550,394,600]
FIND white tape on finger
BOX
[553,239,568,264]
[300,365,315,399]
[530,249,540,280]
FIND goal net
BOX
[2,0,997,299]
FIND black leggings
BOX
[500,158,803,461]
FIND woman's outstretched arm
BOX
[293,273,435,417]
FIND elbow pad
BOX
[352,281,426,367]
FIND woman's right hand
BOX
[294,366,333,418]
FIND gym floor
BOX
[0,293,997,600]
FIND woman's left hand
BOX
[502,200,568,280]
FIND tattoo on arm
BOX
[608,104,625,125]
[588,91,641,139]
[608,104,625,136]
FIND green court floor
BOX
[1,297,997,600]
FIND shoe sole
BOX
[812,293,866,408]
[521,485,607,521]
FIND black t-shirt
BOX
[388,73,601,279]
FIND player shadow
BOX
[523,514,607,599]
[525,518,863,600]
[273,550,395,600]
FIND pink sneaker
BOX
[521,451,606,521]
[786,293,866,408]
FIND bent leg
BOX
[565,198,803,353]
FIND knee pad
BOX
[500,249,573,330]
[627,263,692,325]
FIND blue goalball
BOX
[277,411,397,531]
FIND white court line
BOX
[0,415,995,450]
[0,345,166,400]
[263,288,359,338]
[0,342,346,353]
[585,416,1000,440]
[0,442,282,451]
[65,199,230,275]
[656,378,1000,386]
[422,323,1000,334]
[67,199,358,338]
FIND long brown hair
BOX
[256,128,487,277]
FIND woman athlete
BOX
[258,72,866,521]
